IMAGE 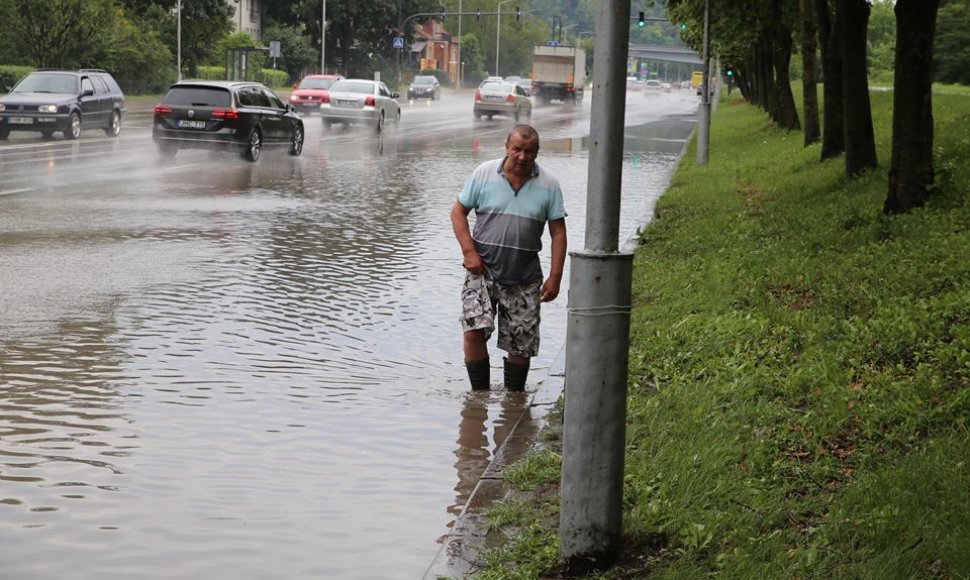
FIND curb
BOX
[423,347,566,579]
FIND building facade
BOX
[233,0,262,40]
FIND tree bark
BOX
[800,0,821,145]
[771,0,800,131]
[885,0,941,214]
[816,0,844,159]
[840,0,878,176]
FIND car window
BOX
[101,75,122,94]
[298,77,338,90]
[91,76,110,95]
[413,76,434,86]
[80,77,95,95]
[379,83,391,97]
[261,87,284,109]
[331,80,375,95]
[480,81,504,92]
[162,86,232,107]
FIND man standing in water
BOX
[450,124,568,391]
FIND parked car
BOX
[407,75,441,100]
[644,79,663,91]
[516,78,533,97]
[473,80,532,121]
[152,80,304,162]
[0,68,126,140]
[320,78,401,133]
[289,74,344,115]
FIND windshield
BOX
[480,81,509,92]
[412,77,434,86]
[298,77,337,90]
[331,80,375,95]
[13,73,77,94]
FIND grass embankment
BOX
[473,88,970,579]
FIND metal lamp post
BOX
[176,0,182,81]
[495,0,512,76]
[321,0,327,73]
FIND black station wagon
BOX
[153,80,304,162]
[0,68,126,140]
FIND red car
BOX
[289,74,344,115]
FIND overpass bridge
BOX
[628,44,702,65]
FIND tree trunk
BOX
[800,0,821,145]
[885,0,941,214]
[816,0,844,159]
[840,0,878,176]
[771,0,800,131]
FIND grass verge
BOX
[471,86,970,579]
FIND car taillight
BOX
[321,94,330,104]
[474,90,482,102]
[364,96,376,107]
[212,109,239,120]
[154,105,172,116]
[506,93,515,103]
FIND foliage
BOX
[7,0,116,68]
[459,32,486,87]
[414,67,451,87]
[934,0,970,85]
[263,21,317,84]
[475,87,970,577]
[0,64,33,92]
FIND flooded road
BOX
[0,87,698,578]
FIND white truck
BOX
[530,44,587,105]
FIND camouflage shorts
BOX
[460,271,541,357]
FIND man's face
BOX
[505,132,540,177]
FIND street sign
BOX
[269,41,281,58]
[392,36,405,49]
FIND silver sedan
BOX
[473,81,532,122]
[320,79,401,133]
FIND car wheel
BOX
[289,124,304,156]
[0,127,9,140]
[243,128,262,162]
[375,111,384,134]
[64,112,81,140]
[104,110,121,137]
[395,109,401,125]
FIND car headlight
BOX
[290,95,299,101]
[0,104,5,112]
[38,105,57,113]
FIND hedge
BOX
[0,65,35,92]
[192,66,288,88]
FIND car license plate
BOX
[336,99,357,107]
[487,96,505,103]
[177,119,206,129]
[8,116,33,125]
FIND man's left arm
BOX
[540,218,567,302]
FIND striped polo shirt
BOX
[458,157,567,285]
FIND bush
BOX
[257,69,288,88]
[0,65,34,92]
[195,65,225,81]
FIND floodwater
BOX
[0,88,698,578]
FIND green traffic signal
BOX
[680,23,687,30]
[637,11,645,27]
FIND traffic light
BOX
[680,22,687,31]
[637,11,646,27]
[725,66,735,77]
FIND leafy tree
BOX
[459,32,486,86]
[933,0,970,85]
[8,0,116,68]
[263,21,318,83]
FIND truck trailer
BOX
[530,44,587,105]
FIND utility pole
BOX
[558,0,633,574]
[457,0,462,88]
[177,0,182,82]
[321,0,327,73]
[696,0,711,165]
[496,0,512,75]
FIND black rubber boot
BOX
[503,357,530,392]
[465,358,491,391]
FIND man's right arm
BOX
[450,201,484,274]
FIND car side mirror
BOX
[81,89,94,97]
[391,92,400,99]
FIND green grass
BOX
[472,86,970,578]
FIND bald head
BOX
[506,124,539,147]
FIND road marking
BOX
[0,188,34,197]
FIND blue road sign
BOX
[393,36,405,49]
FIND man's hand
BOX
[539,276,561,302]
[463,250,485,275]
